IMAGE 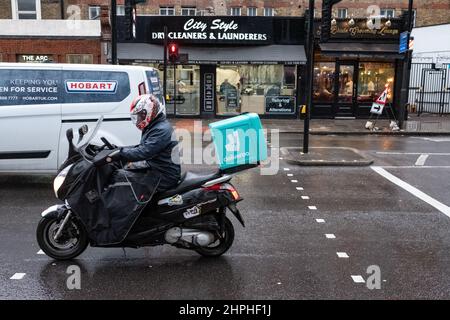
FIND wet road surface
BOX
[1,134,450,299]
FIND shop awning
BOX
[319,42,403,59]
[118,43,307,65]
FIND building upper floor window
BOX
[337,8,348,19]
[230,7,241,16]
[160,6,175,16]
[67,54,94,64]
[263,7,274,16]
[247,7,257,16]
[88,6,101,20]
[380,8,395,18]
[117,5,125,16]
[12,0,41,20]
[181,7,196,16]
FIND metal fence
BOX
[408,58,450,115]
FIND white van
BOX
[0,63,164,174]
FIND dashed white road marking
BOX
[325,234,336,239]
[308,206,317,210]
[351,275,365,283]
[296,187,304,191]
[372,166,450,219]
[415,154,429,166]
[283,168,290,171]
[287,173,293,177]
[37,250,44,255]
[337,252,349,258]
[316,219,325,223]
[291,180,298,183]
[10,273,26,280]
[301,196,310,200]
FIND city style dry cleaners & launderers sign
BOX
[143,16,273,45]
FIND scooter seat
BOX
[156,170,222,199]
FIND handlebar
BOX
[101,137,114,150]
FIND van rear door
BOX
[0,65,62,172]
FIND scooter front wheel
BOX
[36,214,88,260]
[195,216,235,258]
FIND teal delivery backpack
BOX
[209,113,268,171]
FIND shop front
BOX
[117,16,307,118]
[118,16,408,119]
[312,18,407,119]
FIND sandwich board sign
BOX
[370,88,388,115]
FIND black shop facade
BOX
[117,15,408,119]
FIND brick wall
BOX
[0,38,102,63]
[2,1,447,26]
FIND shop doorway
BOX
[335,62,357,118]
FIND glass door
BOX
[335,62,357,117]
[158,65,201,116]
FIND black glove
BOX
[106,148,123,163]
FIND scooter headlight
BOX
[53,164,73,198]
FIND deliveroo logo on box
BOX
[225,131,240,152]
[223,129,250,164]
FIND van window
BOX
[146,70,163,102]
[0,69,62,106]
[63,70,130,103]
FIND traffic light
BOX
[321,0,342,43]
[168,43,179,63]
[124,0,146,40]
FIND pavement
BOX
[1,134,450,299]
[170,113,450,135]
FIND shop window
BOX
[216,65,297,116]
[263,8,274,17]
[160,6,175,16]
[229,7,241,16]
[380,9,395,18]
[357,62,395,104]
[88,6,101,20]
[313,62,335,103]
[337,8,348,19]
[66,54,94,64]
[247,7,257,16]
[181,7,196,16]
[12,0,41,19]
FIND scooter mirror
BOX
[78,125,88,144]
[79,125,88,136]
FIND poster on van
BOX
[0,69,130,106]
[0,69,61,106]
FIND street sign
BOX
[370,87,389,115]
[399,31,409,54]
[370,103,384,115]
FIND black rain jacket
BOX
[120,113,181,191]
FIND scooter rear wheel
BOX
[195,216,235,258]
[36,214,88,260]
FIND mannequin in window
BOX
[368,80,375,96]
